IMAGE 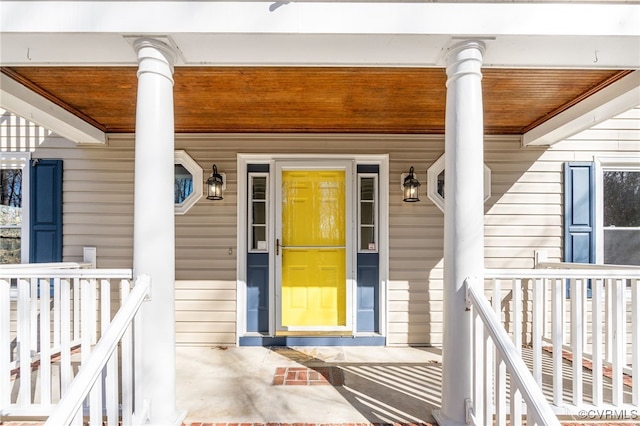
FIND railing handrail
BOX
[44,274,150,426]
[0,268,133,279]
[536,261,640,271]
[486,268,640,279]
[0,262,93,270]
[465,277,560,426]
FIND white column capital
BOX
[133,38,177,84]
[445,40,486,87]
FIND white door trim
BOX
[236,153,389,342]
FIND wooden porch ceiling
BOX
[1,67,630,135]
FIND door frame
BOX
[236,153,389,343]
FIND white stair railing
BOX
[466,276,561,426]
[0,266,133,417]
[485,266,640,415]
[45,274,150,426]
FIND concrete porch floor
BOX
[176,345,443,425]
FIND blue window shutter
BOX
[564,162,595,264]
[30,159,63,263]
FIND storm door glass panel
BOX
[250,174,268,251]
[281,170,346,328]
[359,175,378,251]
[174,164,193,204]
[603,170,640,265]
[0,169,22,264]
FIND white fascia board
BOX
[1,2,639,37]
[523,70,640,147]
[0,73,106,144]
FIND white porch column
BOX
[435,40,486,426]
[132,38,182,425]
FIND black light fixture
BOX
[206,164,224,200]
[402,166,421,202]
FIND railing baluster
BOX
[60,278,72,396]
[510,279,523,426]
[53,278,61,349]
[1,279,10,409]
[552,277,563,406]
[473,308,484,424]
[104,279,120,426]
[81,278,92,416]
[18,278,31,407]
[483,327,494,426]
[513,279,522,351]
[533,278,543,386]
[571,278,583,405]
[30,278,38,352]
[633,278,640,406]
[606,279,613,363]
[40,278,52,406]
[612,278,624,406]
[510,385,522,426]
[495,353,506,426]
[592,278,603,405]
[121,279,134,426]
[73,278,80,343]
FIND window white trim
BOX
[594,156,640,264]
[174,150,203,215]
[0,152,31,263]
[426,153,491,213]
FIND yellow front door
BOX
[279,168,348,331]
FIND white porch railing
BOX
[0,265,137,418]
[46,274,150,426]
[466,276,561,426]
[485,265,640,416]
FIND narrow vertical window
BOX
[358,174,378,252]
[249,173,269,251]
[0,168,22,263]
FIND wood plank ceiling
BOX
[1,67,629,135]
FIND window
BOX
[0,153,29,264]
[426,153,491,212]
[358,174,378,252]
[174,150,202,215]
[599,161,640,265]
[0,169,22,263]
[249,173,269,251]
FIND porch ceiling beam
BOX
[0,73,106,144]
[2,2,638,37]
[522,70,640,147]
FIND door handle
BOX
[276,238,280,256]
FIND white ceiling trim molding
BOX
[522,70,640,147]
[0,73,106,145]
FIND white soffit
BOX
[0,73,107,144]
[523,70,640,147]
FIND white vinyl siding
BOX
[2,106,638,347]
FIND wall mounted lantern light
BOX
[402,166,421,202]
[206,164,225,200]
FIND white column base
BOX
[433,409,469,426]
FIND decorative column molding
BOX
[434,40,486,426]
[132,38,183,425]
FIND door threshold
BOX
[239,335,386,346]
[276,330,353,337]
